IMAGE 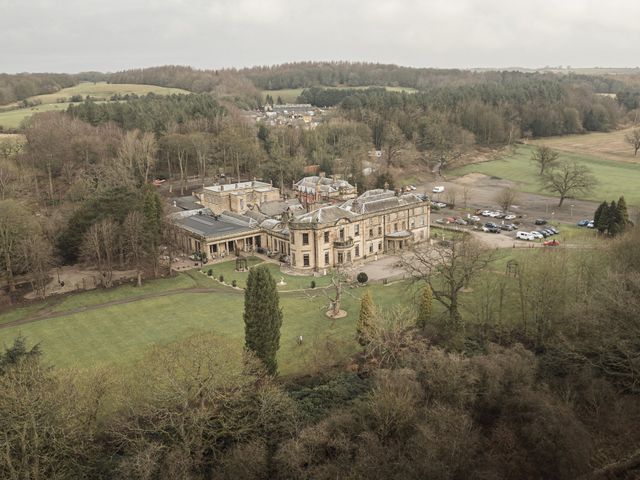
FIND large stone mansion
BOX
[171,178,430,273]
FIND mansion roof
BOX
[295,176,355,195]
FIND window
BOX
[369,228,373,238]
[290,234,294,245]
[338,252,344,264]
[394,223,398,232]
[324,252,330,265]
[402,221,406,230]
[292,254,296,266]
[194,240,201,252]
[339,228,345,240]
[302,233,309,245]
[324,231,329,243]
[355,245,360,257]
[378,226,382,235]
[303,254,310,267]
[378,242,382,251]
[354,224,360,236]
[369,244,373,253]
[347,252,352,262]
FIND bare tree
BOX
[0,158,19,200]
[118,130,157,184]
[624,128,640,157]
[82,218,118,288]
[531,145,560,175]
[20,234,54,299]
[541,161,598,207]
[382,123,404,167]
[123,211,146,287]
[402,235,493,331]
[0,200,36,296]
[494,186,519,213]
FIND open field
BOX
[528,127,640,164]
[450,145,640,206]
[262,85,418,103]
[0,102,76,129]
[0,82,190,129]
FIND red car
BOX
[543,239,560,247]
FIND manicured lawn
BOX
[450,145,640,206]
[0,281,417,376]
[201,258,333,290]
[0,103,74,129]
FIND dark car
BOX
[483,223,501,233]
[548,227,559,234]
[500,224,517,231]
[543,229,555,236]
[534,219,548,225]
[536,230,550,238]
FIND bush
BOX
[219,275,224,283]
[232,280,237,288]
[357,272,368,284]
[207,269,213,276]
[310,280,316,289]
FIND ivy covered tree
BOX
[243,266,283,375]
[416,285,433,330]
[357,290,376,346]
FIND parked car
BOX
[529,231,544,239]
[548,227,559,234]
[534,219,548,225]
[467,215,481,223]
[481,210,492,217]
[516,231,534,240]
[432,185,445,193]
[454,218,468,225]
[500,224,517,231]
[432,201,447,208]
[536,230,550,238]
[483,223,501,233]
[577,219,591,227]
[494,212,506,219]
[587,221,595,228]
[542,229,555,236]
[544,239,561,247]
[504,214,517,220]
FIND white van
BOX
[432,186,445,193]
[516,231,534,241]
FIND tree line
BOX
[0,73,77,106]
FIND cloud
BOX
[1,0,639,72]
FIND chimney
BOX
[220,185,224,191]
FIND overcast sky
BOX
[2,0,640,73]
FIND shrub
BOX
[232,280,237,288]
[357,272,368,284]
[219,275,224,283]
[207,269,213,276]
[310,280,316,289]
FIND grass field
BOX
[451,145,640,206]
[0,102,76,129]
[0,271,419,376]
[0,82,190,129]
[529,127,640,164]
[262,85,418,103]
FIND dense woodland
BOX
[1,63,640,478]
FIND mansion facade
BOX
[173,185,430,274]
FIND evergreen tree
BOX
[608,200,621,236]
[416,285,433,330]
[243,266,283,375]
[594,201,609,233]
[617,196,631,231]
[357,290,376,346]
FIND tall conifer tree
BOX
[243,266,283,375]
